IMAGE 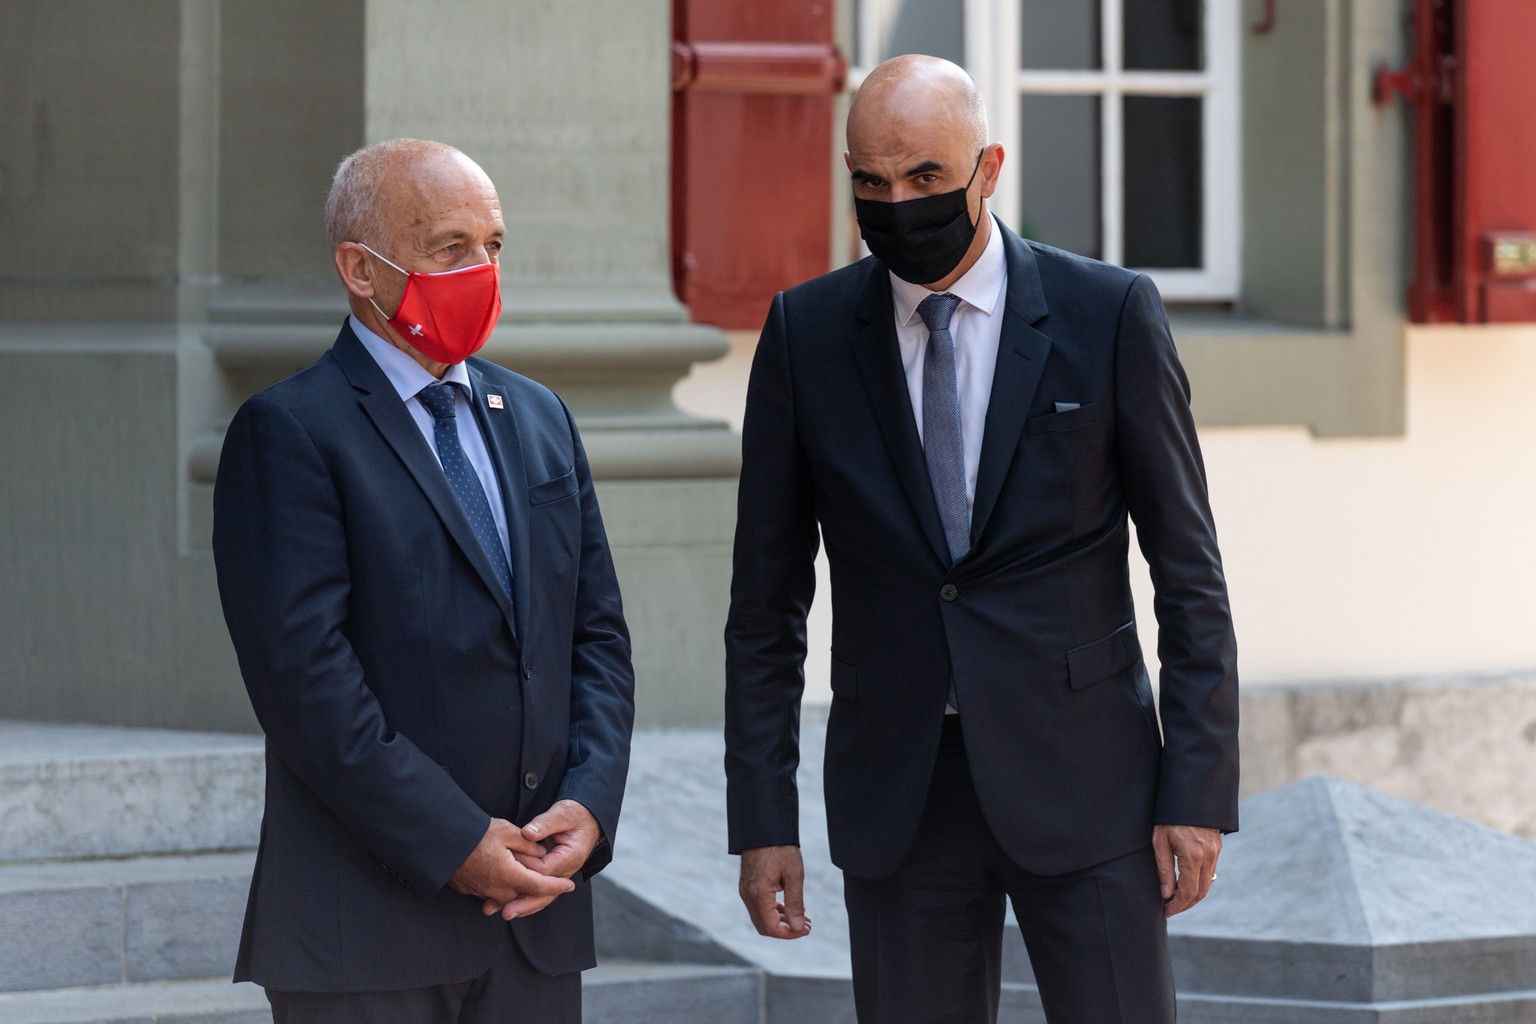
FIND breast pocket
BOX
[527,467,578,507]
[1025,401,1107,437]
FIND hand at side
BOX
[738,845,812,939]
[1153,823,1222,917]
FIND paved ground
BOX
[608,707,855,979]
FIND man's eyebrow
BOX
[849,168,881,184]
[903,160,944,178]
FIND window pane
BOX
[1016,95,1101,259]
[881,0,965,66]
[1123,96,1201,268]
[1020,0,1100,70]
[1123,0,1203,71]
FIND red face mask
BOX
[360,243,503,365]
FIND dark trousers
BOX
[265,923,580,1024]
[843,716,1175,1024]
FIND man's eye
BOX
[487,241,503,254]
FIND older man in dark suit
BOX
[725,56,1239,1023]
[214,139,634,1024]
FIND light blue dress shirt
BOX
[350,315,512,566]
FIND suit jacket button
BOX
[524,771,541,790]
[940,584,958,602]
[521,664,532,680]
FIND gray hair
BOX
[323,138,450,253]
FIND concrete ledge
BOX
[0,978,269,1024]
[584,962,762,1024]
[0,853,253,993]
[0,721,263,862]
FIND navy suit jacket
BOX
[213,322,634,991]
[724,227,1239,880]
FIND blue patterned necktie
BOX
[919,293,970,563]
[919,292,968,712]
[417,383,514,597]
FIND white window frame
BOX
[851,0,1241,303]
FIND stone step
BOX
[0,720,263,862]
[0,852,253,993]
[0,963,764,1024]
[0,978,270,1024]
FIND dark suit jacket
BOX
[213,322,634,991]
[725,226,1238,881]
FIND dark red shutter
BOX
[1383,0,1536,322]
[671,1,846,329]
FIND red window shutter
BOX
[1384,0,1536,323]
[671,0,846,330]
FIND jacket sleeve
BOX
[550,399,636,878]
[723,292,822,853]
[213,394,491,894]
[1112,274,1241,833]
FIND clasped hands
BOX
[448,799,601,921]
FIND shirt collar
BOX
[350,314,473,402]
[890,212,1008,328]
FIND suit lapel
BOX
[332,327,519,633]
[466,367,529,645]
[849,267,953,566]
[970,230,1052,547]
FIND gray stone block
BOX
[124,872,249,982]
[764,975,858,1024]
[0,978,269,1024]
[593,874,749,967]
[1170,776,1536,1016]
[0,721,263,862]
[584,962,762,1024]
[0,853,253,992]
[0,884,122,991]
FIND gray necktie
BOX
[919,293,969,562]
[918,292,967,712]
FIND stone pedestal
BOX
[1167,777,1536,1020]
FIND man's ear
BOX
[334,243,375,300]
[978,142,1005,200]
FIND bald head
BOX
[848,55,988,158]
[324,139,494,254]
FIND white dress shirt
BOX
[350,315,512,565]
[889,214,1009,515]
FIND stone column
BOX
[361,0,739,726]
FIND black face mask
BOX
[854,152,983,285]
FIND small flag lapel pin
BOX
[486,394,504,410]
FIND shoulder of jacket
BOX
[1023,238,1142,294]
[780,255,880,308]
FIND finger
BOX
[501,892,560,920]
[782,868,810,938]
[523,801,594,843]
[521,811,569,842]
[504,860,576,897]
[483,897,503,917]
[1152,832,1176,902]
[502,832,552,857]
[747,885,785,937]
[534,843,588,879]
